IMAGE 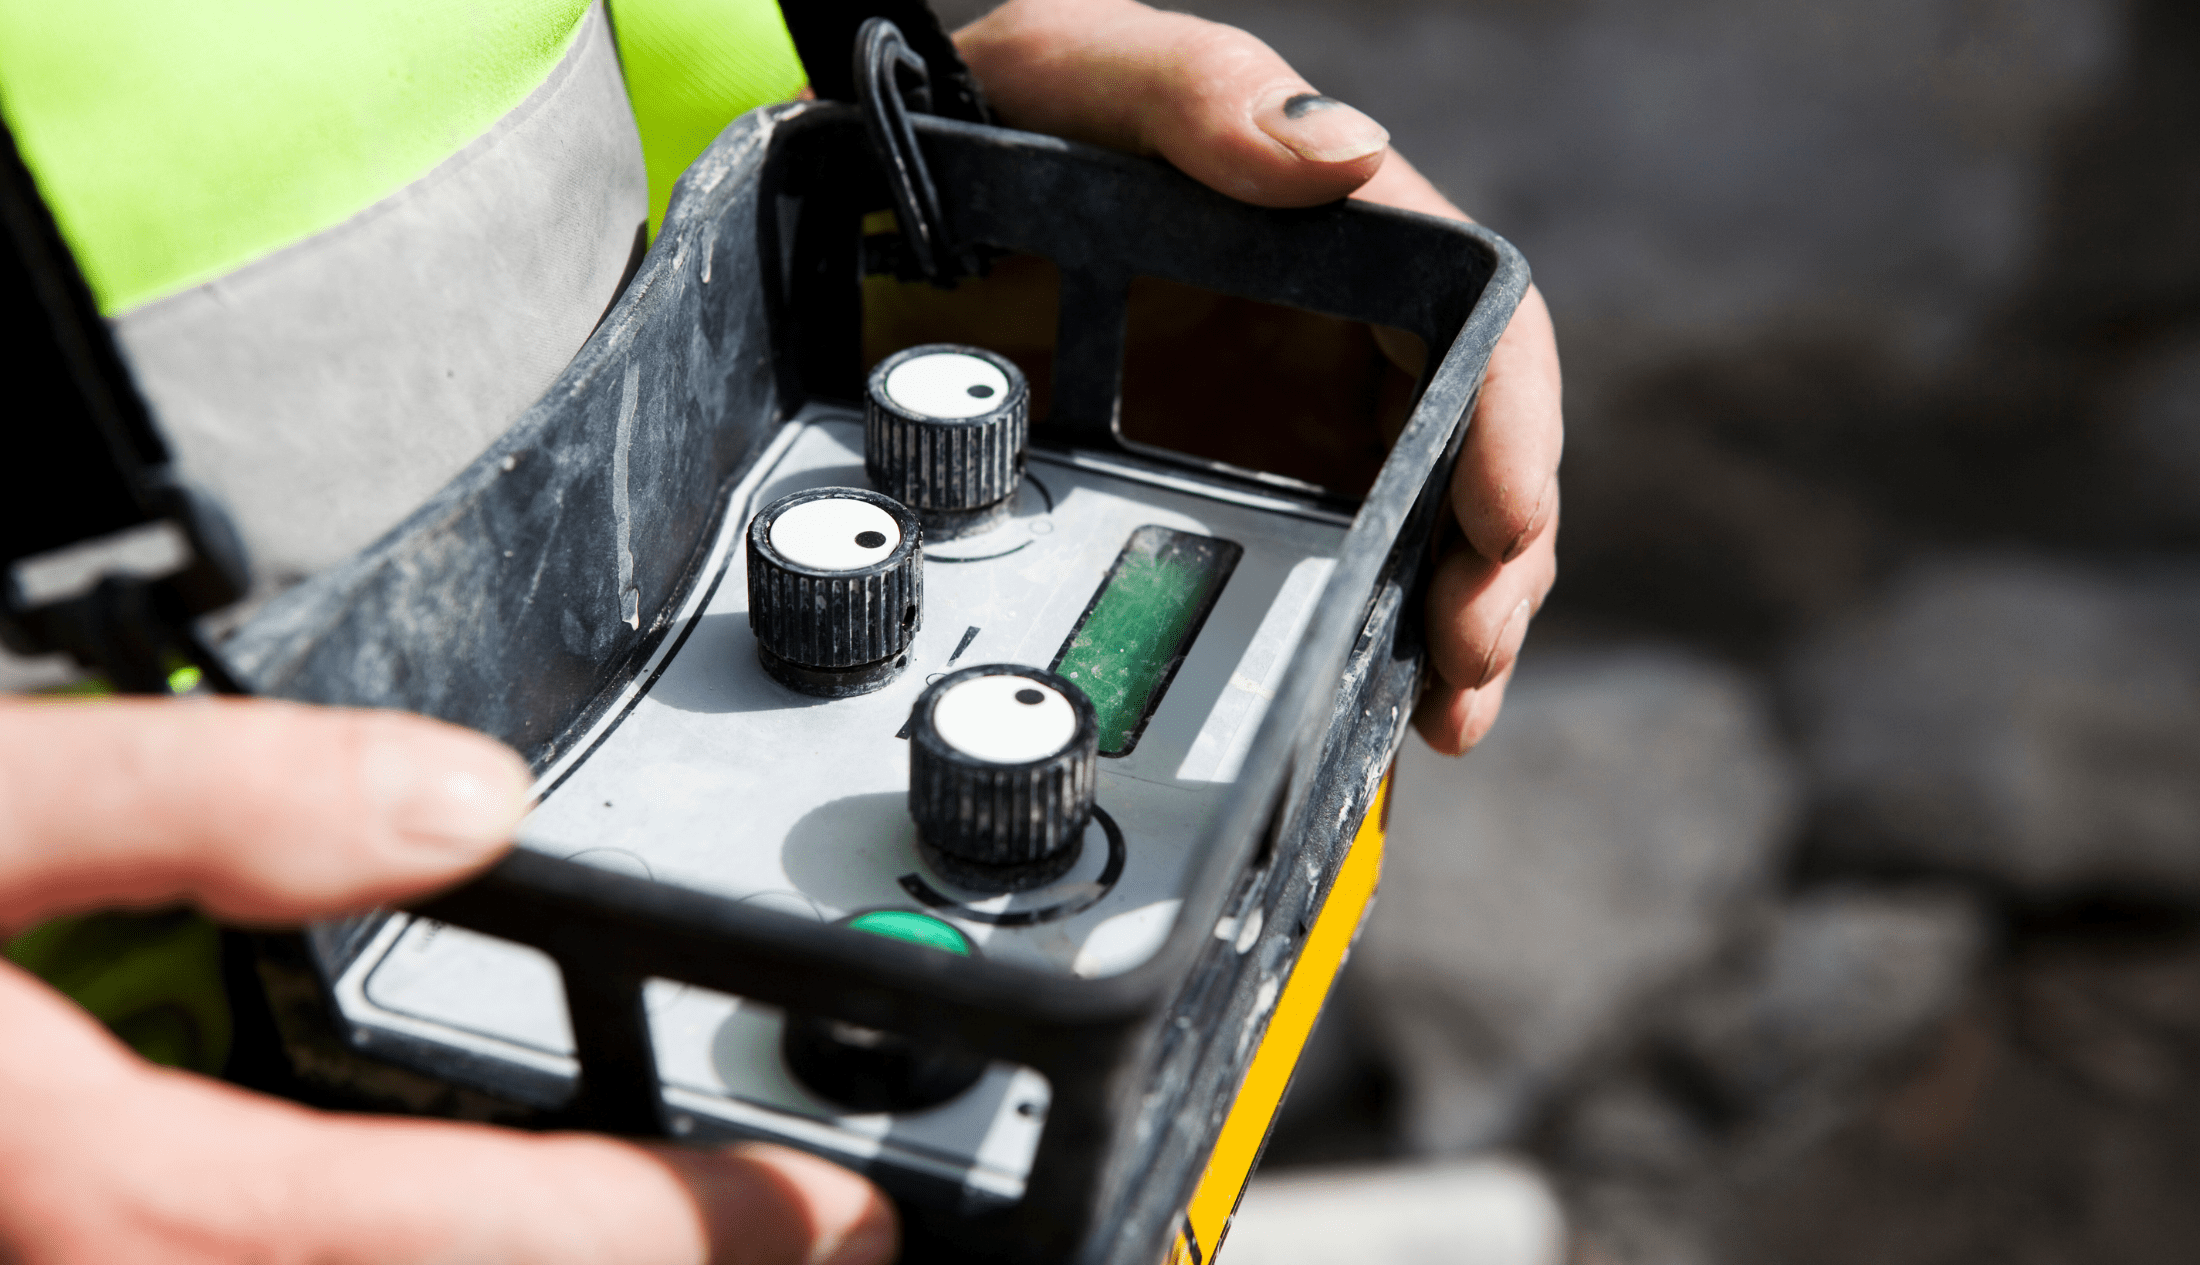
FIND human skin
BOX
[957,0,1561,756]
[0,698,894,1265]
[0,2,1559,1260]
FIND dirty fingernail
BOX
[1261,92,1389,164]
[1477,599,1533,690]
[361,722,531,854]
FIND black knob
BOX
[781,1012,988,1113]
[780,911,987,1113]
[908,665,1097,891]
[865,344,1029,540]
[747,487,922,697]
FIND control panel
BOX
[328,347,1348,1204]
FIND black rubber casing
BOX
[225,100,1530,1265]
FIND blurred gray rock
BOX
[2012,937,2200,1106]
[1700,931,2200,1265]
[1558,887,1987,1172]
[1787,556,2200,898]
[1223,1157,1566,1265]
[2102,329,2200,541]
[1358,646,1799,1153]
[1168,0,2125,381]
[1668,888,1985,1128]
[1550,886,1986,1265]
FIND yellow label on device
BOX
[1167,774,1389,1263]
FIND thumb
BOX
[956,0,1392,207]
[0,697,530,930]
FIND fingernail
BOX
[1260,91,1389,164]
[360,724,531,854]
[1477,599,1533,690]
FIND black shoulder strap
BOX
[0,112,166,564]
[0,110,246,691]
[779,0,989,123]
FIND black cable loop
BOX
[854,17,958,284]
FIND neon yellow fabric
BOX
[5,910,231,1074]
[0,0,593,314]
[0,0,806,311]
[613,0,808,231]
[0,0,807,1076]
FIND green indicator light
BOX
[1052,526,1242,755]
[848,910,972,956]
[166,665,203,695]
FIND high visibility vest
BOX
[0,0,807,583]
[0,0,806,1072]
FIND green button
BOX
[848,910,971,956]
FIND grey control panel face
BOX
[328,409,1346,1201]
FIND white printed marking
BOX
[769,496,900,572]
[933,673,1076,764]
[885,352,1010,419]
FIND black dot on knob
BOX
[854,530,886,548]
[967,384,996,399]
[1015,688,1044,705]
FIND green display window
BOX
[1051,526,1242,756]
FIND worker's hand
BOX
[954,0,1562,755]
[0,697,895,1265]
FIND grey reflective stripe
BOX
[113,3,646,585]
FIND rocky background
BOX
[939,0,2200,1260]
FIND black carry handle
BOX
[780,0,989,125]
[855,17,970,284]
[0,114,248,693]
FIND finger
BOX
[1349,145,1466,221]
[1345,150,1565,570]
[1423,519,1557,699]
[1350,152,1558,755]
[1349,152,1565,565]
[0,964,894,1265]
[1413,660,1516,757]
[0,698,530,931]
[654,1145,895,1265]
[956,0,1390,206]
[1452,286,1563,565]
